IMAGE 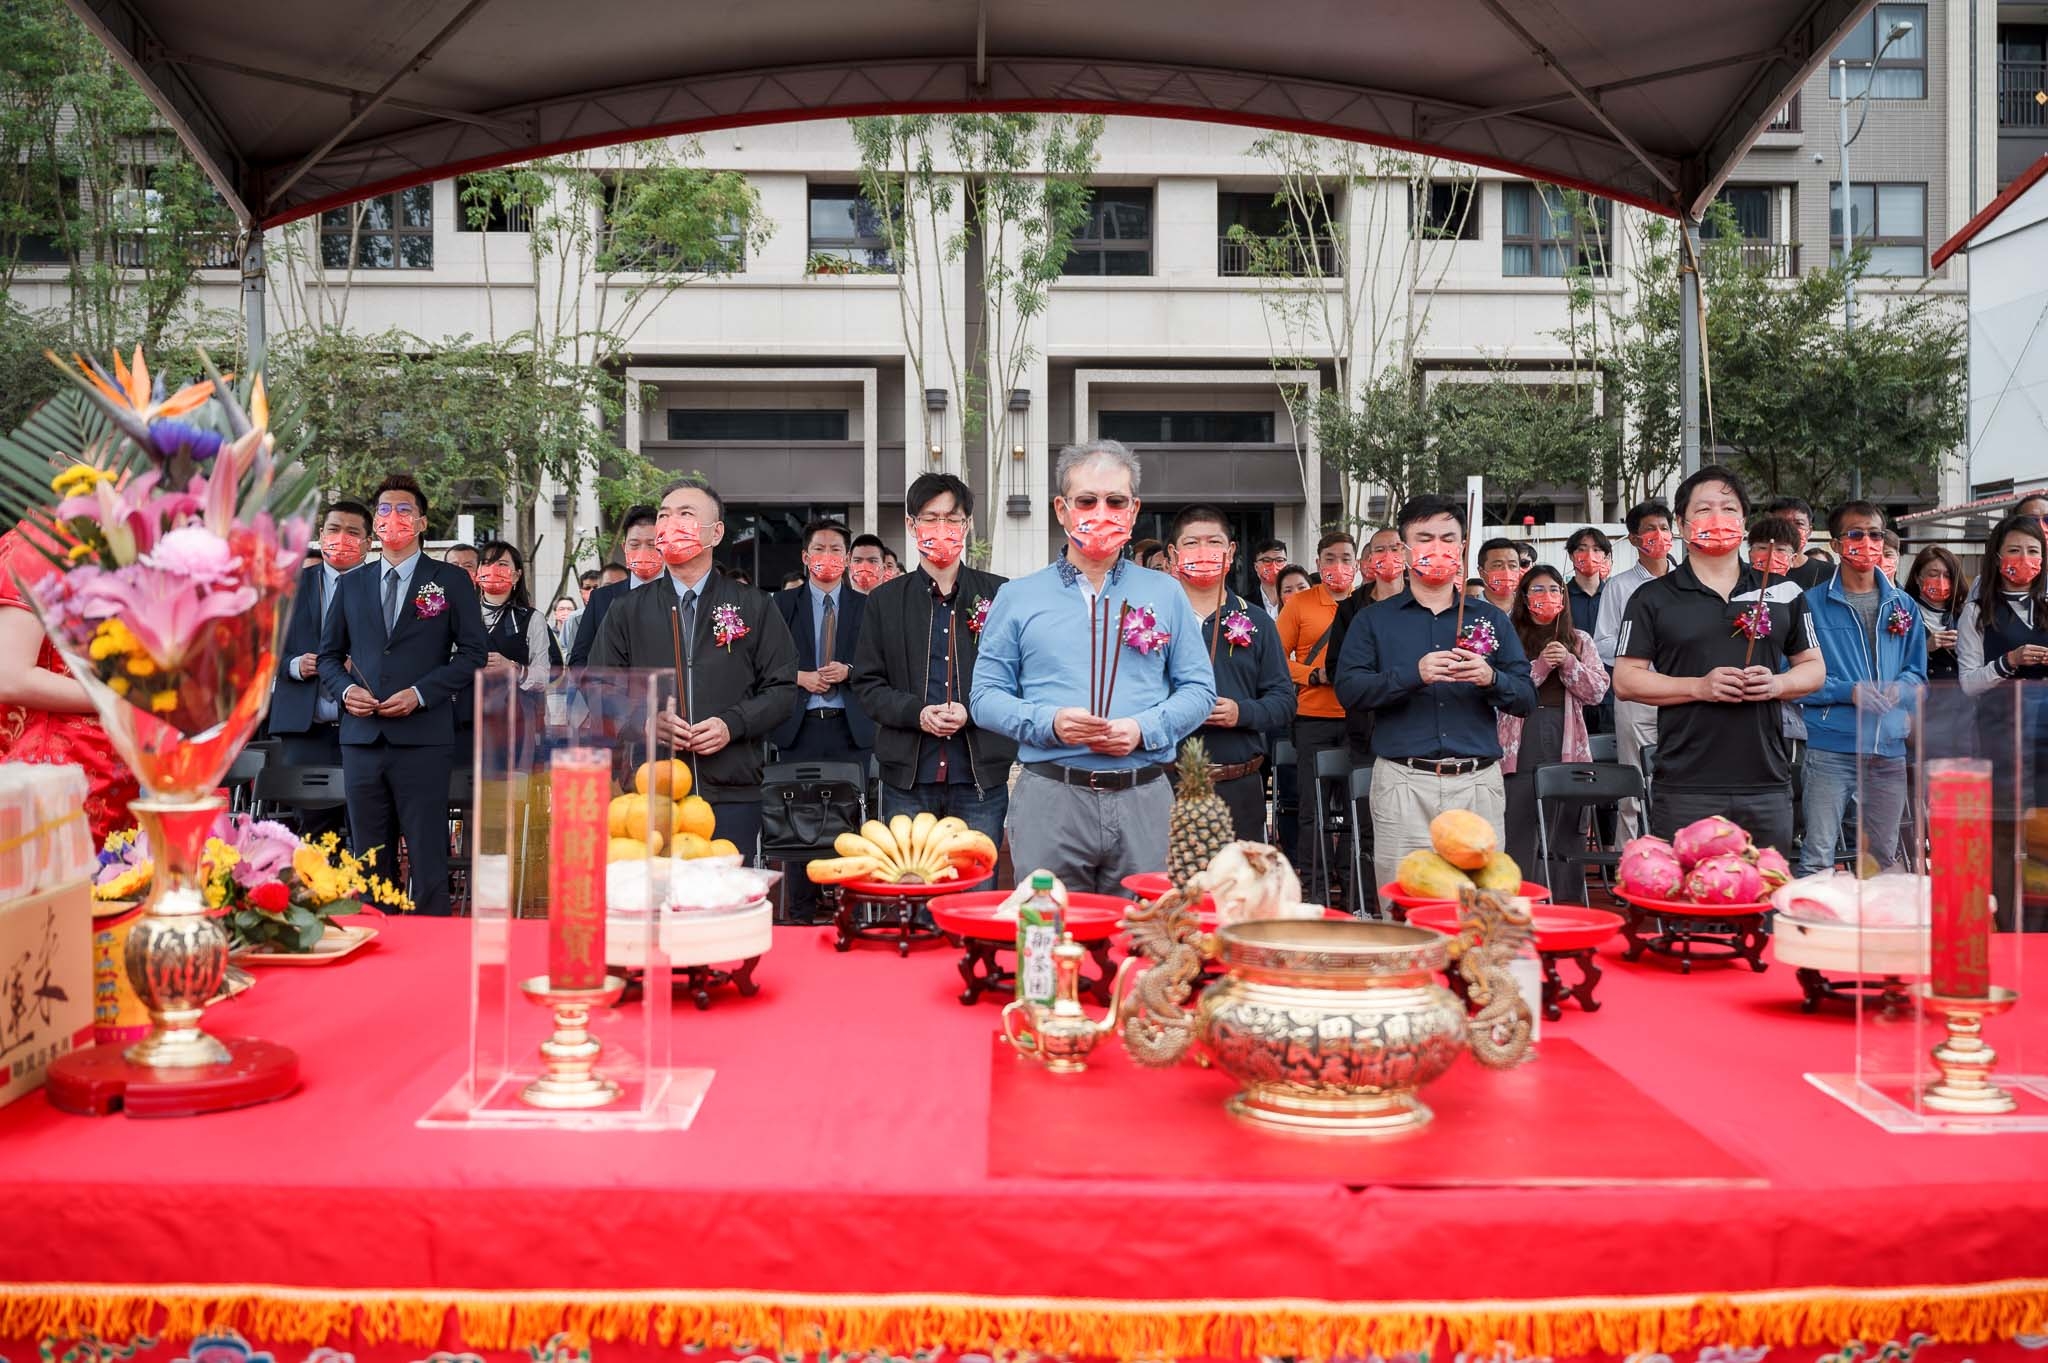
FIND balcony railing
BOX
[112,233,241,269]
[1767,96,1800,132]
[1735,240,1800,276]
[2000,61,2048,129]
[1218,234,1341,277]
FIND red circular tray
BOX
[1119,872,1216,913]
[1405,903,1625,952]
[1377,880,1554,911]
[1612,887,1771,917]
[838,863,994,900]
[928,891,1133,942]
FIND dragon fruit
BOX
[1616,837,1684,899]
[1683,853,1764,906]
[1673,815,1753,870]
[1748,845,1793,890]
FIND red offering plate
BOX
[1378,879,1552,922]
[1119,872,1217,917]
[1609,887,1772,974]
[837,858,996,900]
[929,890,1134,941]
[1611,887,1771,917]
[1405,902,1624,952]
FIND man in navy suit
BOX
[770,518,874,917]
[269,498,371,842]
[318,474,489,916]
[567,505,662,668]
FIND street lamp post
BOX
[1839,18,1914,501]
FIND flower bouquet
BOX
[0,347,313,1070]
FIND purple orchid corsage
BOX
[1733,600,1772,641]
[415,581,447,620]
[1222,608,1254,651]
[1122,603,1172,655]
[1455,618,1498,657]
[966,596,991,635]
[1886,601,1914,636]
[712,602,748,650]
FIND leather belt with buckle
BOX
[1208,755,1266,783]
[1398,756,1496,776]
[1026,761,1170,792]
[805,708,845,719]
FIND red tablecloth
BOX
[1,920,2045,1363]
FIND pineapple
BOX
[1168,738,1236,883]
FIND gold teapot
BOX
[999,933,1131,1073]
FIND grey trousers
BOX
[1614,697,1658,828]
[1008,767,1172,896]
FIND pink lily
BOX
[56,470,199,567]
[69,562,256,669]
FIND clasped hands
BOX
[798,661,850,696]
[341,684,420,718]
[1053,708,1142,757]
[1417,647,1494,688]
[1695,666,1783,703]
[656,702,731,754]
[920,701,969,737]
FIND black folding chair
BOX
[1309,747,1352,908]
[1346,764,1378,918]
[1588,732,1619,764]
[1638,742,1659,820]
[1269,737,1297,845]
[1533,762,1647,906]
[226,745,270,814]
[252,765,347,830]
[760,760,869,926]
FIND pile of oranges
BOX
[605,759,738,862]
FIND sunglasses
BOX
[1065,494,1133,512]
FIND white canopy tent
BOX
[66,0,1882,467]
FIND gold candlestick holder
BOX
[1920,985,2021,1116]
[518,975,628,1109]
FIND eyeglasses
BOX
[807,546,848,559]
[1254,553,1288,565]
[1838,528,1883,542]
[913,512,970,528]
[1525,584,1565,598]
[375,504,419,520]
[1065,494,1132,512]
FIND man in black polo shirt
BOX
[1166,505,1296,839]
[1335,493,1536,903]
[1616,465,1824,856]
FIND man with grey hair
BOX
[971,439,1216,892]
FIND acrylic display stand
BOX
[420,668,709,1131]
[1805,679,2048,1132]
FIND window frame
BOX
[1096,410,1277,445]
[1828,180,1928,277]
[806,183,895,272]
[665,409,853,442]
[453,175,533,233]
[318,187,435,271]
[1412,181,1480,241]
[1064,187,1154,277]
[1217,187,1341,275]
[1828,3,1929,100]
[1499,183,1612,278]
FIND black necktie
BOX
[383,568,401,631]
[679,589,696,660]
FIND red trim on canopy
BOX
[1932,154,2048,269]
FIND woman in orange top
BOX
[1275,530,1359,903]
[0,528,139,843]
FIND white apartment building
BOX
[7,0,1995,590]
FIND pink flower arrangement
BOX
[414,581,447,620]
[1121,603,1172,655]
[1886,601,1913,636]
[1455,618,1498,657]
[1733,600,1772,642]
[1222,609,1254,651]
[215,814,300,890]
[712,602,748,650]
[966,596,991,635]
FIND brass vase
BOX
[121,797,232,1067]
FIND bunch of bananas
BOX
[806,814,999,885]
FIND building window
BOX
[807,184,894,271]
[454,175,533,232]
[1830,182,1927,276]
[1064,188,1152,276]
[1999,25,2048,130]
[1217,189,1339,274]
[600,176,744,273]
[1829,4,1927,99]
[1500,183,1611,277]
[1702,185,1797,275]
[1413,181,1479,240]
[319,186,434,270]
[12,174,80,264]
[666,409,851,442]
[1098,410,1276,444]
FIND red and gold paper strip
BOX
[548,747,609,989]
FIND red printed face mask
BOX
[1918,577,1952,604]
[915,522,967,569]
[1255,559,1285,585]
[1483,568,1524,598]
[807,549,847,585]
[1750,546,1794,576]
[1175,548,1228,585]
[1525,593,1566,624]
[1368,551,1405,583]
[1320,561,1357,593]
[1064,504,1135,560]
[624,547,663,582]
[321,530,366,571]
[1685,513,1744,556]
[1840,540,1885,571]
[1635,530,1674,562]
[2001,554,2044,588]
[374,506,420,553]
[476,564,516,596]
[1411,549,1462,586]
[659,521,702,567]
[849,562,883,591]
[1571,549,1608,580]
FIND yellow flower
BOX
[50,463,114,498]
[126,656,156,678]
[107,676,130,697]
[67,543,92,563]
[149,689,178,714]
[94,864,152,900]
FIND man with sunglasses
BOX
[271,498,372,842]
[970,439,1214,893]
[1797,502,1926,875]
[318,475,489,915]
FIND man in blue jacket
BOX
[1798,501,1927,876]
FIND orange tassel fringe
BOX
[2,1281,2044,1358]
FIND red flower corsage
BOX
[415,582,447,619]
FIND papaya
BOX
[1429,808,1499,870]
[2024,807,2048,858]
[1397,849,1474,900]
[1473,850,1523,891]
[2024,859,2048,898]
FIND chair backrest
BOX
[448,764,475,806]
[227,747,269,785]
[1313,748,1351,784]
[1532,761,1645,808]
[1272,738,1296,770]
[254,764,349,810]
[1639,744,1658,782]
[1588,732,1618,764]
[1347,764,1374,802]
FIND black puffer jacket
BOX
[849,565,1017,792]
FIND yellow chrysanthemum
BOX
[126,656,156,678]
[66,542,92,563]
[107,676,130,697]
[149,689,178,714]
[50,463,114,498]
[93,863,153,900]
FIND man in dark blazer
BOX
[567,505,663,668]
[589,478,800,861]
[318,474,489,916]
[269,498,372,841]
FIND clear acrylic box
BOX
[1805,678,2048,1131]
[420,667,711,1130]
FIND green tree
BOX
[1431,368,1607,522]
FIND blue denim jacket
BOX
[1798,571,1927,757]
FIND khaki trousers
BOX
[1370,758,1507,911]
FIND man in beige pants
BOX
[1331,493,1536,905]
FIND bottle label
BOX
[1017,922,1058,1004]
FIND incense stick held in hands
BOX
[1102,602,1131,716]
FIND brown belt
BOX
[1210,755,1266,783]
